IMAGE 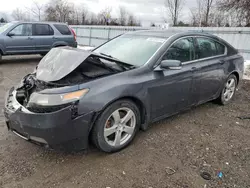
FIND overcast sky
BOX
[0,0,198,26]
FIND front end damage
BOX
[4,88,94,150]
[4,47,127,150]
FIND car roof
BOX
[11,21,68,25]
[127,30,220,40]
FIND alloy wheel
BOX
[104,107,136,147]
[223,78,236,101]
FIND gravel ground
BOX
[1,55,250,188]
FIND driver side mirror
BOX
[7,33,15,37]
[155,60,182,71]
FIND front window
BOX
[162,38,195,63]
[9,24,32,36]
[94,35,166,66]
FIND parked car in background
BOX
[0,21,77,60]
[4,31,244,153]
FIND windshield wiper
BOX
[99,53,135,70]
[100,53,115,59]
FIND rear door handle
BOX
[53,36,58,39]
[27,37,33,40]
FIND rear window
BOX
[34,24,54,36]
[54,24,72,35]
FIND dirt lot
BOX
[0,56,250,188]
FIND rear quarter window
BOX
[54,24,72,35]
[215,42,226,55]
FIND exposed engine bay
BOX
[14,48,129,113]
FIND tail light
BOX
[70,28,77,41]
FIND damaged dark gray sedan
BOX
[4,31,244,153]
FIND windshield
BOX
[0,23,14,34]
[94,35,166,66]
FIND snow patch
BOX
[78,45,95,51]
[244,60,250,80]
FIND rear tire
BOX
[91,100,140,153]
[217,74,237,105]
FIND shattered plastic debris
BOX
[165,167,176,175]
[218,171,223,179]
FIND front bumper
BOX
[4,88,94,151]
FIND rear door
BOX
[191,37,227,104]
[33,24,54,53]
[4,23,34,54]
[53,24,76,47]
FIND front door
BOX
[148,37,195,120]
[4,23,34,54]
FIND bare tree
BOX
[26,0,43,21]
[89,13,98,25]
[127,14,135,26]
[196,0,205,27]
[218,0,250,26]
[189,8,199,26]
[98,7,112,25]
[80,7,88,25]
[190,0,214,27]
[208,7,230,27]
[12,8,30,21]
[44,0,73,22]
[118,6,128,26]
[127,13,140,26]
[164,0,185,25]
[203,0,214,26]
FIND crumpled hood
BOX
[36,47,91,82]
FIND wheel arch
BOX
[0,46,4,55]
[229,71,240,85]
[52,42,68,48]
[89,96,148,132]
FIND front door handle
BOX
[27,37,33,40]
[191,67,201,71]
[219,60,225,65]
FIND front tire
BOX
[40,53,47,57]
[91,100,140,153]
[218,74,237,105]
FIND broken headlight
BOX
[27,89,89,106]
